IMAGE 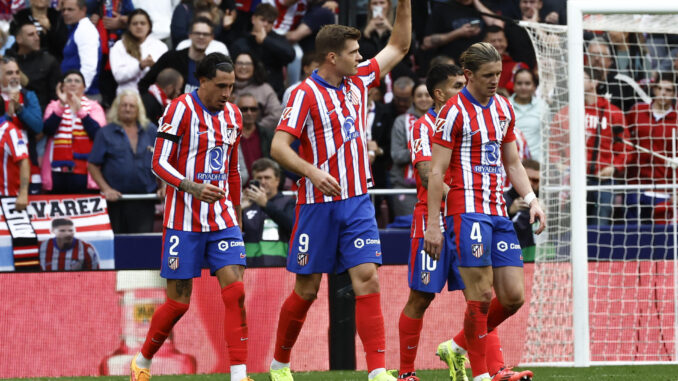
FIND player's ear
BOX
[328,52,336,65]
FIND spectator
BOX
[138,16,214,94]
[510,68,546,162]
[141,67,183,125]
[586,37,636,111]
[174,8,229,55]
[504,159,540,261]
[169,0,195,47]
[282,50,319,106]
[421,0,499,64]
[388,75,414,119]
[366,85,394,223]
[6,20,61,111]
[215,0,247,48]
[484,25,528,95]
[130,0,181,41]
[624,73,678,222]
[241,158,295,267]
[607,31,649,82]
[170,0,223,48]
[1,57,43,192]
[61,0,101,96]
[11,0,69,61]
[284,0,335,53]
[237,93,273,175]
[552,69,628,225]
[88,90,163,233]
[390,81,432,217]
[519,0,559,24]
[42,70,106,194]
[87,0,136,107]
[232,52,282,131]
[230,3,295,98]
[109,8,168,94]
[359,0,413,83]
[0,99,30,211]
[39,218,100,271]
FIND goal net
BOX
[521,8,678,365]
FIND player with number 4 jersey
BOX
[425,43,546,381]
[130,53,254,381]
[268,2,412,381]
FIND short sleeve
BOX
[157,97,187,139]
[9,127,28,162]
[410,120,433,166]
[355,58,381,89]
[276,87,311,138]
[502,100,517,143]
[432,103,461,149]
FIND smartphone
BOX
[469,19,481,26]
[249,180,260,189]
[372,5,383,18]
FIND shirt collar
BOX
[427,107,437,119]
[310,69,344,91]
[462,87,494,109]
[191,90,221,116]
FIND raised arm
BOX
[374,0,411,78]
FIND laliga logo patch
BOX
[472,243,484,258]
[434,118,446,133]
[218,240,229,251]
[484,141,500,165]
[159,123,173,133]
[412,138,423,154]
[297,253,308,266]
[208,146,225,171]
[354,238,365,249]
[281,107,293,120]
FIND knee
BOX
[355,271,380,295]
[502,296,524,314]
[407,292,435,313]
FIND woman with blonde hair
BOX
[110,8,168,94]
[88,90,163,233]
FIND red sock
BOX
[141,298,189,359]
[463,301,490,377]
[487,297,515,332]
[355,293,386,372]
[221,282,248,365]
[273,291,314,363]
[453,329,467,350]
[398,312,423,374]
[485,330,504,376]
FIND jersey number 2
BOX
[169,236,180,255]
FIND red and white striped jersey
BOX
[277,59,381,205]
[0,119,28,196]
[39,238,100,271]
[433,88,517,217]
[152,90,242,232]
[270,0,307,35]
[409,109,436,238]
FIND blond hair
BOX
[107,90,150,129]
[460,42,501,73]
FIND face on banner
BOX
[0,195,115,272]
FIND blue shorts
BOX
[446,213,523,268]
[287,194,382,274]
[408,237,465,293]
[160,226,246,279]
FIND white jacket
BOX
[110,36,169,94]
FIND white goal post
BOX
[519,0,678,367]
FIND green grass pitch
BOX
[6,365,678,381]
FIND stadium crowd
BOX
[0,0,675,237]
